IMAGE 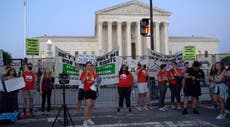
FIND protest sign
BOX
[183,46,197,60]
[26,38,39,55]
[147,48,183,77]
[76,54,96,64]
[55,47,79,86]
[4,77,25,92]
[96,48,122,85]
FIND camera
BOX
[58,73,70,84]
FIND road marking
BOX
[66,120,218,127]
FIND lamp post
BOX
[47,39,53,58]
[150,0,154,50]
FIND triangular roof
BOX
[96,0,171,16]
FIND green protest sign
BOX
[183,46,197,60]
[62,64,78,76]
[96,63,115,75]
[26,38,39,55]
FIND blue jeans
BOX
[158,84,167,108]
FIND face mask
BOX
[28,67,32,71]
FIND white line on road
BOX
[65,120,218,127]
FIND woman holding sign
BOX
[2,68,19,113]
[80,62,100,127]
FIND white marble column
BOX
[98,21,103,56]
[164,22,169,55]
[154,22,160,52]
[117,21,122,56]
[126,22,131,56]
[107,22,113,52]
[136,21,142,57]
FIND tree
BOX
[3,50,12,66]
[221,56,230,66]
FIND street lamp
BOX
[47,39,53,58]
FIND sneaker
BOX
[143,106,149,111]
[171,105,176,110]
[225,109,230,114]
[83,120,88,127]
[23,113,28,119]
[163,106,168,111]
[216,114,225,119]
[193,109,199,114]
[87,119,95,125]
[182,109,188,115]
[177,106,182,110]
[30,112,34,117]
[159,107,166,112]
[137,106,142,111]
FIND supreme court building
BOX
[35,0,219,58]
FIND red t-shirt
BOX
[137,67,147,83]
[22,71,36,90]
[157,70,167,85]
[118,72,133,87]
[80,70,98,91]
[167,68,183,85]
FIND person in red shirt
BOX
[168,62,183,110]
[157,64,168,112]
[80,62,99,127]
[136,61,148,111]
[22,63,36,118]
[117,64,134,112]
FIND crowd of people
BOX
[0,60,230,127]
[0,63,54,119]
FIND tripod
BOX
[52,85,74,127]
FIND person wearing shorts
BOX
[22,63,36,118]
[80,62,98,127]
[77,64,84,113]
[136,61,148,111]
[182,61,204,115]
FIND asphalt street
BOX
[1,103,230,127]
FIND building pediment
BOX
[96,0,171,16]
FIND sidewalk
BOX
[2,104,230,127]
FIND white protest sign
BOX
[4,77,25,92]
[147,48,183,77]
[55,47,79,86]
[76,54,96,64]
[96,48,122,85]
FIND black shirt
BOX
[186,67,205,86]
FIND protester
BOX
[224,64,230,113]
[1,68,19,113]
[184,62,190,70]
[0,66,11,114]
[22,63,36,118]
[76,64,85,113]
[168,62,183,110]
[182,61,205,115]
[117,64,133,113]
[136,61,148,111]
[80,62,99,127]
[210,62,228,119]
[157,64,168,112]
[209,65,218,109]
[39,67,53,115]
